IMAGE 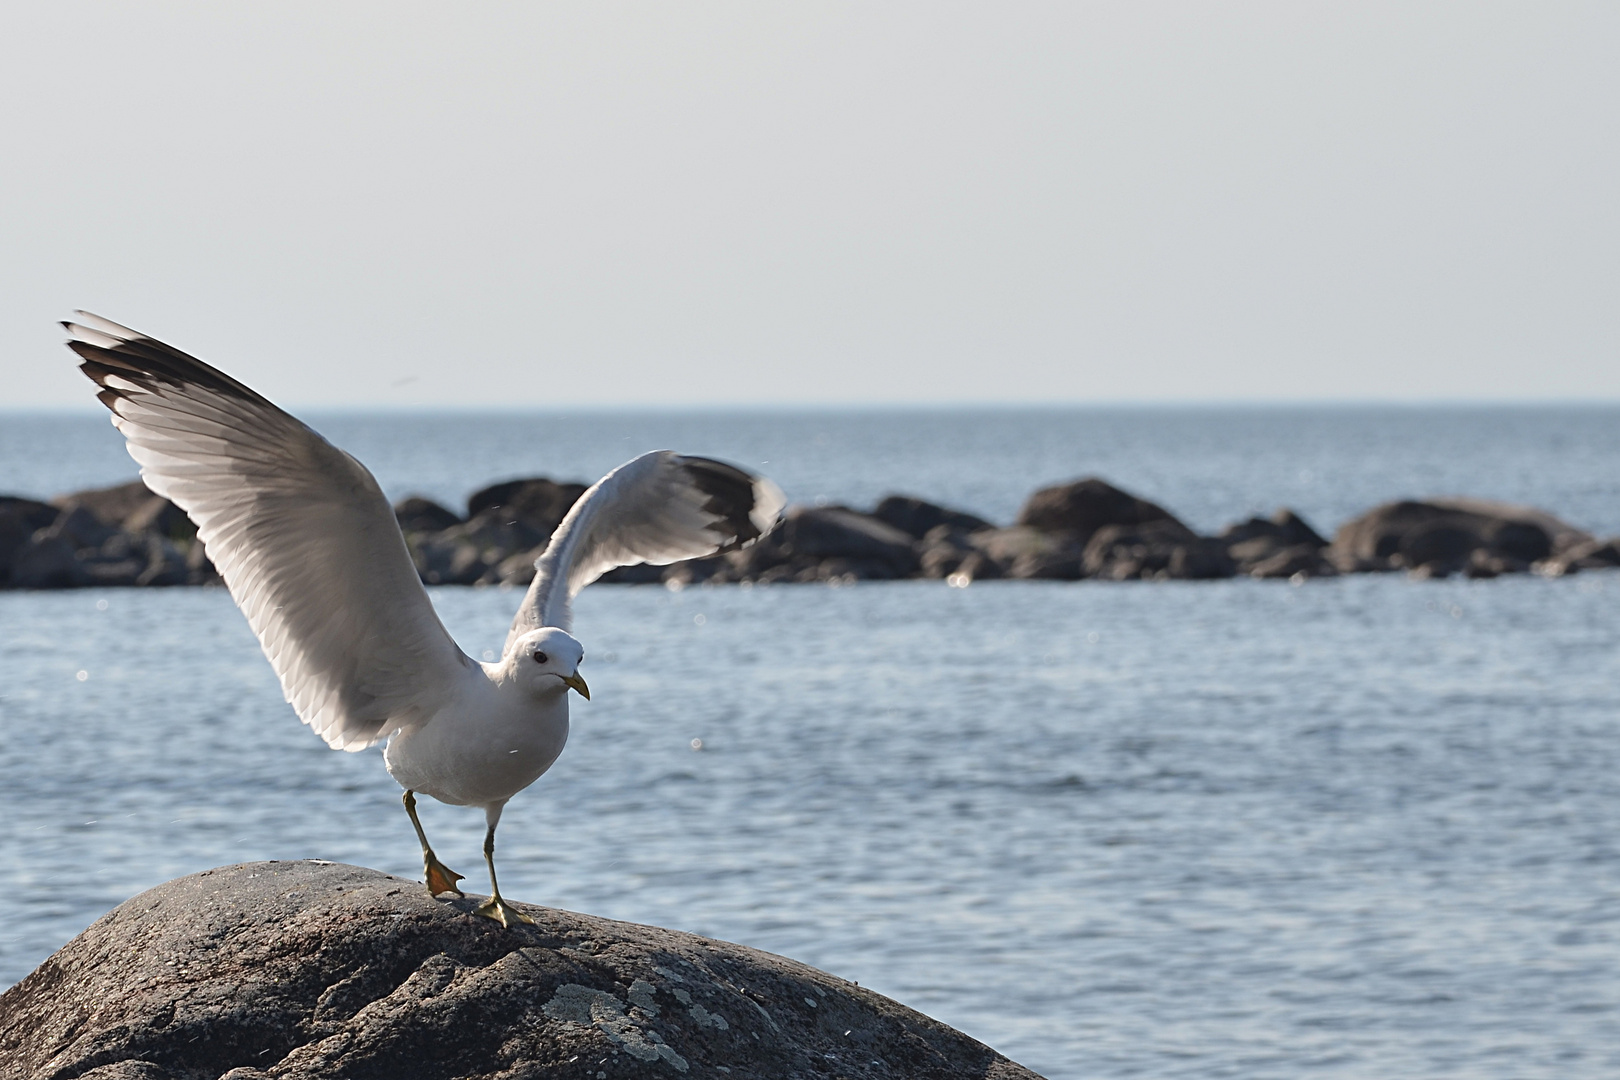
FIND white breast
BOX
[383,678,570,807]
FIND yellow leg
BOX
[474,821,534,927]
[404,790,464,897]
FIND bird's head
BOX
[506,627,589,700]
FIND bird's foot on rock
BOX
[423,856,465,897]
[475,894,535,928]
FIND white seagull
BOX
[65,313,785,927]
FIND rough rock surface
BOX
[0,862,1042,1080]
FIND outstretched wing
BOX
[506,451,784,647]
[65,312,475,751]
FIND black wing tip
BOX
[64,311,147,344]
[680,456,785,551]
[59,312,269,408]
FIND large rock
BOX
[1081,520,1235,582]
[8,481,217,588]
[773,507,920,575]
[953,515,1240,583]
[410,511,551,586]
[672,506,921,585]
[1015,478,1182,547]
[1216,510,1334,579]
[870,496,995,540]
[51,479,162,529]
[51,479,198,545]
[0,498,61,586]
[42,504,120,551]
[0,496,59,533]
[916,525,994,581]
[0,862,1041,1080]
[3,495,203,590]
[393,478,590,587]
[972,476,1202,583]
[393,497,463,536]
[1216,509,1327,552]
[963,527,1084,581]
[5,533,85,589]
[1328,498,1591,578]
[466,478,589,540]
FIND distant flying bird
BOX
[64,313,785,927]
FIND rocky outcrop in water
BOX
[0,861,1041,1080]
[398,478,592,587]
[1326,498,1594,579]
[4,474,1615,590]
[1216,509,1335,579]
[0,481,216,590]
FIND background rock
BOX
[1328,499,1590,578]
[1081,520,1233,581]
[870,496,995,540]
[0,496,63,534]
[466,478,589,539]
[916,524,988,580]
[707,506,922,583]
[960,527,1078,581]
[9,473,1615,591]
[6,533,85,589]
[0,498,63,587]
[51,479,165,530]
[1015,478,1182,547]
[393,496,463,535]
[392,479,590,587]
[0,862,1042,1080]
[1002,478,1243,581]
[0,481,217,589]
[1217,509,1334,578]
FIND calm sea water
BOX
[3,407,1620,1079]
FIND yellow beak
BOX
[562,671,590,700]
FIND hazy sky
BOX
[3,3,1616,409]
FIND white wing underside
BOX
[506,451,785,651]
[65,313,474,752]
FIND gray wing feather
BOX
[65,313,474,751]
[505,451,784,648]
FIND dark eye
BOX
[533,651,548,664]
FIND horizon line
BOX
[7,397,1620,417]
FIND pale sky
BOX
[2,2,1616,409]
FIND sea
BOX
[3,406,1620,1079]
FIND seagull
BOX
[64,312,785,927]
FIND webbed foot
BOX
[475,894,535,928]
[424,855,465,897]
